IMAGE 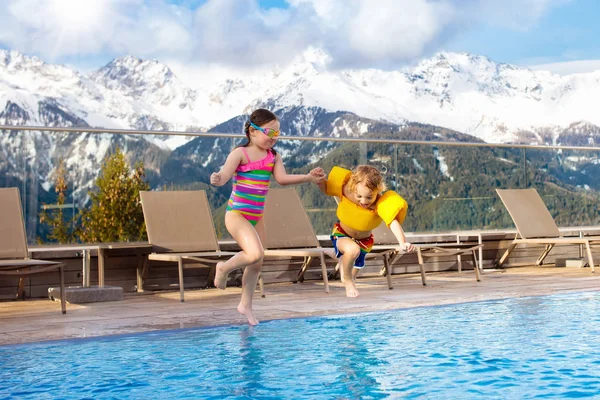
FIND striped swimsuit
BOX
[226,148,275,225]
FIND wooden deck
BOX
[3,228,599,300]
[1,266,599,346]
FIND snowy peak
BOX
[89,56,197,108]
[0,49,85,94]
[91,56,171,94]
[0,49,45,70]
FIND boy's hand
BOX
[210,172,222,186]
[400,242,415,253]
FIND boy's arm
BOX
[389,219,415,252]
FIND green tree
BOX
[78,147,150,243]
[39,159,76,243]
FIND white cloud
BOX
[0,0,569,70]
[529,59,600,75]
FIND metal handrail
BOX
[2,125,600,151]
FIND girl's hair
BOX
[239,108,278,154]
[347,165,386,193]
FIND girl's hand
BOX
[210,172,222,186]
[307,173,326,184]
[309,168,326,184]
[309,167,325,178]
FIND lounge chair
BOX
[372,223,483,284]
[0,188,66,314]
[495,188,599,271]
[262,188,339,292]
[140,190,237,302]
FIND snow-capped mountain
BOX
[3,48,600,145]
[188,49,600,145]
[2,48,600,207]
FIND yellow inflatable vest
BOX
[326,166,408,232]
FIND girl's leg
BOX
[237,218,266,325]
[215,212,264,288]
[335,238,361,298]
[215,212,264,325]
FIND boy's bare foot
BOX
[214,262,228,289]
[238,303,259,325]
[345,281,359,298]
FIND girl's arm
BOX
[272,154,324,186]
[210,148,243,186]
[389,219,415,252]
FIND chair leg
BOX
[457,237,462,273]
[417,248,427,286]
[585,241,595,273]
[328,263,341,280]
[177,257,185,302]
[495,242,517,268]
[259,274,265,298]
[319,253,329,293]
[295,256,312,283]
[536,244,554,266]
[59,265,66,314]
[16,277,25,300]
[136,255,148,293]
[472,251,481,282]
[384,254,393,290]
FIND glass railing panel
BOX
[3,128,238,244]
[429,144,530,232]
[155,133,239,240]
[3,126,600,245]
[530,147,600,228]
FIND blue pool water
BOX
[2,293,600,399]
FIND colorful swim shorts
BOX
[330,223,374,268]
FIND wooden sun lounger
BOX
[140,190,237,302]
[0,188,66,314]
[372,224,484,284]
[496,188,600,272]
[263,188,337,293]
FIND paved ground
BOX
[1,266,599,346]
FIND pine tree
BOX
[39,159,75,243]
[78,147,150,243]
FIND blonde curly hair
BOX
[347,165,386,193]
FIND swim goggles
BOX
[250,122,280,138]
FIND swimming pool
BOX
[1,292,600,399]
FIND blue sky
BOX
[446,0,600,68]
[0,0,598,74]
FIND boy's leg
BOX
[335,238,361,298]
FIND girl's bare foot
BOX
[345,281,359,298]
[214,262,228,290]
[238,303,259,325]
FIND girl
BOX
[210,108,324,325]
[318,165,415,298]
